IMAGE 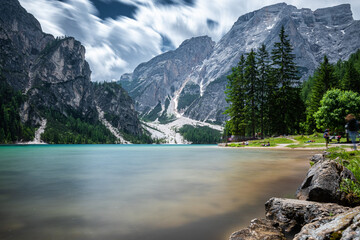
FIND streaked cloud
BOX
[19,0,360,81]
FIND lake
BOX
[0,145,316,240]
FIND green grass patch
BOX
[229,137,294,147]
[327,148,360,203]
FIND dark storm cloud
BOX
[161,34,175,52]
[206,19,219,30]
[155,0,195,7]
[89,0,138,20]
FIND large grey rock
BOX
[229,218,285,240]
[293,206,360,240]
[296,160,357,206]
[265,197,349,238]
[121,3,360,123]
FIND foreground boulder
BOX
[293,206,360,240]
[296,160,357,206]
[265,198,350,238]
[229,218,285,240]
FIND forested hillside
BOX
[224,26,360,138]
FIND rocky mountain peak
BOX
[0,0,42,33]
[121,35,215,116]
[314,4,353,26]
[178,36,215,49]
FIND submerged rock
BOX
[265,197,349,238]
[229,218,285,240]
[293,206,360,240]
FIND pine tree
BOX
[271,26,302,135]
[244,49,258,137]
[306,55,337,132]
[256,44,271,137]
[342,61,360,93]
[224,55,247,137]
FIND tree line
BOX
[224,26,360,138]
[224,26,303,138]
[0,79,34,143]
[179,125,221,144]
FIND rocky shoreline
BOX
[230,153,360,240]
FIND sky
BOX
[19,0,360,82]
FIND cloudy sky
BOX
[19,0,360,82]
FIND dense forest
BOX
[41,110,118,144]
[0,77,34,143]
[179,125,221,144]
[224,26,360,138]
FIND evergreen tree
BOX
[342,61,360,93]
[256,44,271,137]
[224,55,247,137]
[271,26,302,134]
[306,55,337,132]
[244,49,258,137]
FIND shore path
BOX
[219,137,356,151]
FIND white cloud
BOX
[18,0,360,81]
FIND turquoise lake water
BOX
[0,145,315,240]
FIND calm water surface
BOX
[0,145,316,240]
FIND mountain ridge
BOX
[120,2,360,123]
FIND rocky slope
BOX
[120,36,215,119]
[0,0,143,143]
[121,3,360,123]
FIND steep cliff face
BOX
[22,37,97,124]
[0,0,53,91]
[120,36,215,119]
[0,0,144,143]
[121,3,360,123]
[94,82,142,136]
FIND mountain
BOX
[120,36,215,120]
[120,3,360,124]
[0,0,144,143]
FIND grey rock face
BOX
[94,83,142,136]
[0,0,53,91]
[293,206,360,240]
[229,218,285,240]
[120,36,215,116]
[265,197,350,238]
[296,160,357,206]
[26,37,97,121]
[121,3,360,123]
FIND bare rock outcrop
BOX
[229,218,285,240]
[265,198,350,238]
[293,206,360,240]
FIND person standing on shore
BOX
[324,129,330,149]
[345,114,359,151]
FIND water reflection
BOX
[0,145,315,240]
